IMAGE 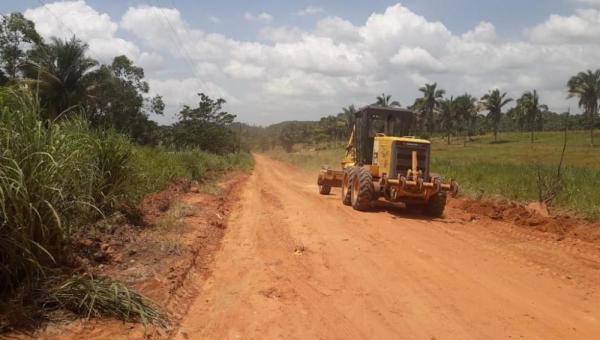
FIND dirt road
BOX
[174,155,600,340]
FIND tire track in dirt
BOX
[174,154,600,340]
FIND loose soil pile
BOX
[448,198,600,242]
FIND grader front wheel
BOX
[351,166,374,211]
[318,184,331,195]
[425,191,447,217]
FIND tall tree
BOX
[24,37,97,120]
[173,93,237,153]
[480,89,513,142]
[438,97,455,144]
[567,69,600,146]
[0,13,42,82]
[454,93,478,144]
[85,55,163,144]
[375,93,400,107]
[517,89,548,143]
[416,83,445,136]
[340,105,356,137]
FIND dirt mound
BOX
[449,198,600,242]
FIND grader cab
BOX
[317,105,458,217]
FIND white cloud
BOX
[243,12,273,24]
[390,47,445,72]
[526,9,600,44]
[24,0,142,63]
[296,6,325,16]
[209,16,221,24]
[223,61,265,79]
[574,0,600,6]
[314,16,360,42]
[462,22,496,42]
[359,4,452,57]
[23,1,600,124]
[25,0,116,41]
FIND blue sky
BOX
[2,1,599,124]
[2,0,576,39]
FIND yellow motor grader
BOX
[317,105,458,217]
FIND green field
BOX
[268,130,600,219]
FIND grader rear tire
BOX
[341,167,355,206]
[425,191,447,217]
[351,166,375,211]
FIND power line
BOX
[153,0,206,94]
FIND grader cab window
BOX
[354,106,416,165]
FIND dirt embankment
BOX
[28,172,248,339]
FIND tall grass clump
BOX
[0,89,133,296]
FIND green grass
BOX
[268,130,600,219]
[129,147,253,201]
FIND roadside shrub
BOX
[0,89,88,294]
[0,89,135,295]
[88,131,133,213]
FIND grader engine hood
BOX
[390,140,430,180]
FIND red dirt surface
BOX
[172,155,600,339]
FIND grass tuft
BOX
[42,274,169,328]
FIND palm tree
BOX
[518,90,548,143]
[339,105,357,138]
[480,89,512,142]
[417,83,445,136]
[454,93,478,144]
[375,93,400,107]
[23,36,97,121]
[567,69,600,146]
[438,97,455,145]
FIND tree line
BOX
[244,73,600,152]
[0,12,239,154]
